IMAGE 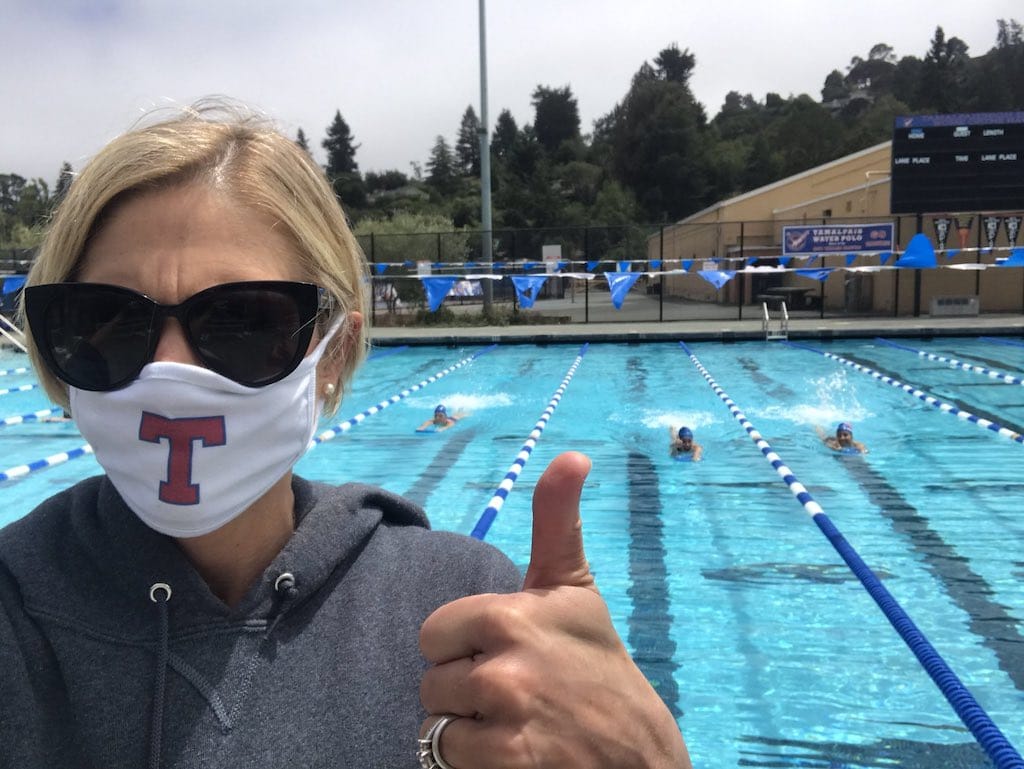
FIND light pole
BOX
[478,0,494,314]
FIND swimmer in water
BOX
[417,404,466,432]
[669,426,703,461]
[818,422,868,454]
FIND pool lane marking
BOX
[310,345,497,445]
[2,407,63,427]
[981,336,1024,350]
[0,366,31,377]
[404,427,477,512]
[785,342,1024,445]
[625,450,681,719]
[0,383,40,396]
[0,445,95,483]
[839,455,1024,692]
[876,337,1024,386]
[470,343,588,541]
[678,341,1024,769]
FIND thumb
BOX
[523,451,596,592]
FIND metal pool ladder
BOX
[762,301,789,341]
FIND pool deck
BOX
[369,313,1024,346]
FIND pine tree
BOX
[322,110,359,177]
[455,106,481,176]
[426,136,458,195]
[295,128,310,153]
[53,162,73,206]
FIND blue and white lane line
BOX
[981,336,1024,350]
[875,337,1024,385]
[1,407,62,427]
[0,383,40,396]
[0,445,95,483]
[0,366,31,377]
[311,345,497,445]
[470,343,589,541]
[786,341,1024,445]
[677,341,1023,769]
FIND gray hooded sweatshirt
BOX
[0,474,522,768]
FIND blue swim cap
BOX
[435,405,447,415]
[836,422,853,434]
[678,427,693,440]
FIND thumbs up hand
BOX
[419,451,691,769]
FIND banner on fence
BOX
[782,223,895,255]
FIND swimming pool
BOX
[2,337,1023,768]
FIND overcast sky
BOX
[3,0,1020,185]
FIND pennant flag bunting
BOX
[697,270,736,290]
[617,261,632,272]
[510,275,550,308]
[999,247,1024,267]
[894,233,937,268]
[586,260,600,272]
[373,263,389,275]
[682,260,693,271]
[649,259,662,270]
[845,253,858,266]
[795,268,834,281]
[2,275,27,295]
[779,257,792,267]
[879,252,893,265]
[421,277,457,312]
[605,272,642,309]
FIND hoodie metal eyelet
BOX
[149,583,172,603]
[274,572,296,593]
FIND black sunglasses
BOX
[25,281,324,391]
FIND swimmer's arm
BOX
[855,441,868,454]
[692,443,703,461]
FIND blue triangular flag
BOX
[464,261,478,268]
[795,268,834,281]
[879,252,893,265]
[605,272,641,309]
[421,277,457,312]
[681,260,693,271]
[650,259,662,270]
[894,234,937,268]
[373,263,389,275]
[1,275,27,295]
[586,260,600,272]
[510,275,550,308]
[945,249,960,259]
[845,253,858,267]
[492,261,505,270]
[697,270,736,290]
[617,261,632,272]
[998,247,1024,267]
[779,257,792,267]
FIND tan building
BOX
[652,141,1024,315]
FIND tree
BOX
[425,135,459,196]
[455,106,481,176]
[821,70,849,102]
[295,128,310,153]
[918,26,970,111]
[53,162,73,206]
[322,111,365,211]
[491,109,519,159]
[653,43,696,84]
[531,85,580,155]
[322,110,359,176]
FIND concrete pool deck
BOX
[368,309,1024,346]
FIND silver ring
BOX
[417,714,460,769]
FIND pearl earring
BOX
[324,383,336,396]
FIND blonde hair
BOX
[21,99,368,413]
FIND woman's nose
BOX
[152,318,202,366]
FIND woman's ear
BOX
[317,311,363,402]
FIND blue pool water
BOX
[2,338,1023,768]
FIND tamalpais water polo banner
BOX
[782,223,895,255]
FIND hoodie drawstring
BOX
[145,572,297,766]
[148,583,172,769]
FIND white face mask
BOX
[69,323,340,538]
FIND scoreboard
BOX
[890,112,1024,214]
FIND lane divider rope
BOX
[470,343,589,541]
[2,407,62,427]
[1,445,94,483]
[0,383,40,396]
[785,341,1024,445]
[311,345,497,445]
[0,366,31,377]
[875,337,1024,385]
[677,340,1023,769]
